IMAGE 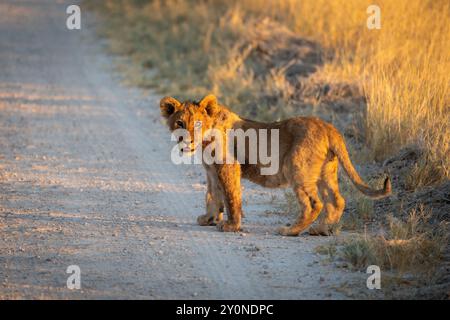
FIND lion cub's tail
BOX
[331,135,391,199]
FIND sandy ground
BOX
[0,0,368,299]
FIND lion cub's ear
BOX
[198,94,219,116]
[160,96,181,118]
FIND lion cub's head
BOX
[160,94,220,154]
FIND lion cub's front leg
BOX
[197,169,224,226]
[197,191,224,226]
[215,163,242,232]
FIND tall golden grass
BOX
[89,0,449,187]
[261,0,449,164]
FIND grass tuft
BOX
[341,205,448,278]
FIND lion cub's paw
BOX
[216,221,240,232]
[197,214,216,226]
[308,224,332,236]
[278,226,300,237]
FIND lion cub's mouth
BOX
[178,141,198,155]
[181,147,195,153]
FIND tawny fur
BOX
[160,95,391,236]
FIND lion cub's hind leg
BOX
[278,150,325,236]
[323,181,345,227]
[278,183,323,236]
[308,185,334,236]
[308,158,345,236]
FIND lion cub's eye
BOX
[175,120,185,129]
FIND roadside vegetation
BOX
[316,205,448,298]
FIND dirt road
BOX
[0,0,363,299]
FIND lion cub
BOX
[160,94,391,236]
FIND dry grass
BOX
[341,205,448,278]
[341,197,374,231]
[405,159,449,191]
[87,0,449,188]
